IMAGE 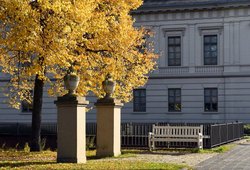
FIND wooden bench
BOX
[148,125,203,150]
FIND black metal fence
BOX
[210,122,244,148]
[0,122,244,149]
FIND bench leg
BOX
[198,137,203,149]
[152,141,155,150]
[148,137,152,151]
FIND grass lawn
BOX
[0,149,191,170]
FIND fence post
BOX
[16,123,19,136]
[227,123,229,142]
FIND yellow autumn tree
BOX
[0,0,157,151]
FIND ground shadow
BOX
[0,161,56,168]
[121,148,198,156]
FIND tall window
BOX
[168,88,181,112]
[133,89,146,112]
[21,90,33,113]
[168,36,181,66]
[21,100,33,112]
[204,88,218,112]
[204,35,218,65]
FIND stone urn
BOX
[64,69,80,96]
[102,74,116,99]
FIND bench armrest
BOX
[148,132,154,137]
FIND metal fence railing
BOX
[210,122,244,148]
[0,122,244,149]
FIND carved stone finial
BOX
[63,68,79,96]
[102,74,116,99]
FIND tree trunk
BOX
[30,74,44,152]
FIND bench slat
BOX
[153,134,200,138]
[152,138,198,142]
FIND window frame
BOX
[167,36,182,66]
[21,90,33,113]
[204,88,218,112]
[168,88,182,112]
[21,100,33,113]
[163,28,185,67]
[198,26,223,66]
[133,89,146,112]
[203,34,218,65]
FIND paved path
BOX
[196,143,250,170]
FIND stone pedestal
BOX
[95,98,123,157]
[54,95,89,163]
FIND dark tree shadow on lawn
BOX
[0,161,56,168]
[121,148,198,156]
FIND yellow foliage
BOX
[0,0,157,107]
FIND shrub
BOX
[244,124,250,135]
[23,142,30,152]
[86,136,96,150]
[41,138,47,150]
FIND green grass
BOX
[243,135,250,142]
[144,143,236,154]
[0,150,190,170]
[197,144,236,153]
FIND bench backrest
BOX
[152,125,203,138]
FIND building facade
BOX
[1,0,250,124]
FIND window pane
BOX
[204,58,211,65]
[133,89,146,112]
[210,45,217,51]
[204,89,210,96]
[134,91,139,97]
[21,90,33,113]
[141,98,146,103]
[141,90,146,96]
[205,97,210,103]
[204,35,218,65]
[168,89,175,96]
[212,103,218,111]
[205,52,210,58]
[204,36,210,43]
[168,59,175,66]
[204,45,210,51]
[211,36,217,43]
[205,103,211,111]
[175,90,181,96]
[168,36,181,66]
[175,46,181,52]
[175,59,181,66]
[175,37,181,44]
[211,52,217,57]
[169,104,175,111]
[212,89,217,96]
[175,97,181,102]
[168,52,175,58]
[168,38,175,44]
[211,58,217,65]
[204,88,218,112]
[175,53,181,59]
[169,97,175,103]
[168,89,181,112]
[212,97,217,103]
[168,47,175,53]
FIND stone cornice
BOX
[132,2,250,14]
[133,7,250,24]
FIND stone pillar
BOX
[54,96,89,163]
[95,98,123,157]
